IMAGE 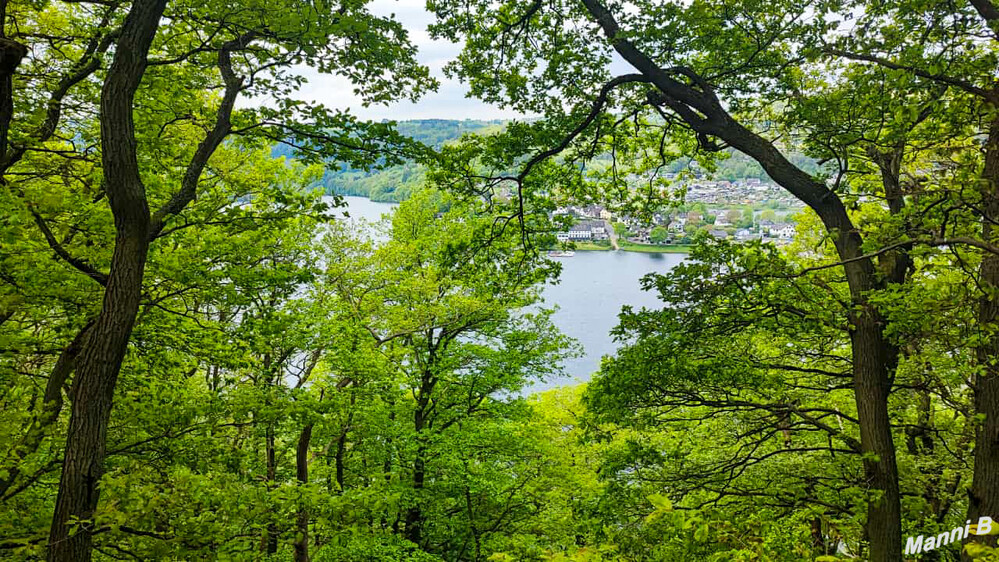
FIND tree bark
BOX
[334,410,352,493]
[810,517,825,555]
[966,114,999,555]
[404,444,426,545]
[46,2,166,560]
[849,313,902,562]
[0,35,26,158]
[294,423,313,562]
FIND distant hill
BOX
[274,119,820,203]
[274,119,505,202]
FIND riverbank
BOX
[618,241,693,253]
[572,241,692,254]
[573,241,613,251]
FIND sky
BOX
[294,0,526,122]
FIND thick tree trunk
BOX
[0,35,27,157]
[48,230,150,561]
[850,312,902,562]
[404,445,426,545]
[405,381,431,546]
[294,423,313,562]
[810,517,825,555]
[46,2,166,560]
[334,416,351,492]
[967,114,999,555]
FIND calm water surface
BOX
[539,250,684,388]
[336,196,685,389]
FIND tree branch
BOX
[823,47,991,100]
[29,210,108,285]
[148,32,256,239]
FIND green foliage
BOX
[5,0,999,560]
[649,226,670,244]
[314,532,443,562]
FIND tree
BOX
[318,190,574,557]
[584,235,972,558]
[649,226,670,244]
[1,0,433,559]
[1,143,342,559]
[422,0,999,558]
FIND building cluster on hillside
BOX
[553,195,800,246]
[627,211,797,244]
[676,176,802,207]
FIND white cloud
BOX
[289,0,527,121]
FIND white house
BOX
[773,223,795,239]
[558,220,609,241]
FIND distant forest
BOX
[272,120,505,201]
[273,119,823,202]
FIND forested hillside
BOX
[276,119,822,202]
[272,120,503,201]
[3,0,999,562]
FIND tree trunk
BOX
[0,35,27,157]
[47,237,147,561]
[967,114,999,555]
[810,517,825,555]
[46,2,166,560]
[404,372,434,546]
[849,312,902,562]
[334,419,350,492]
[404,445,425,545]
[294,423,313,562]
[263,421,278,555]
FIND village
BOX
[553,177,803,250]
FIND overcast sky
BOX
[294,0,525,122]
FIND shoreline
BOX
[568,241,692,254]
[341,194,692,255]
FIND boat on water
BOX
[547,250,576,258]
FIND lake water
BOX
[336,196,685,389]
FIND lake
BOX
[336,196,685,390]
